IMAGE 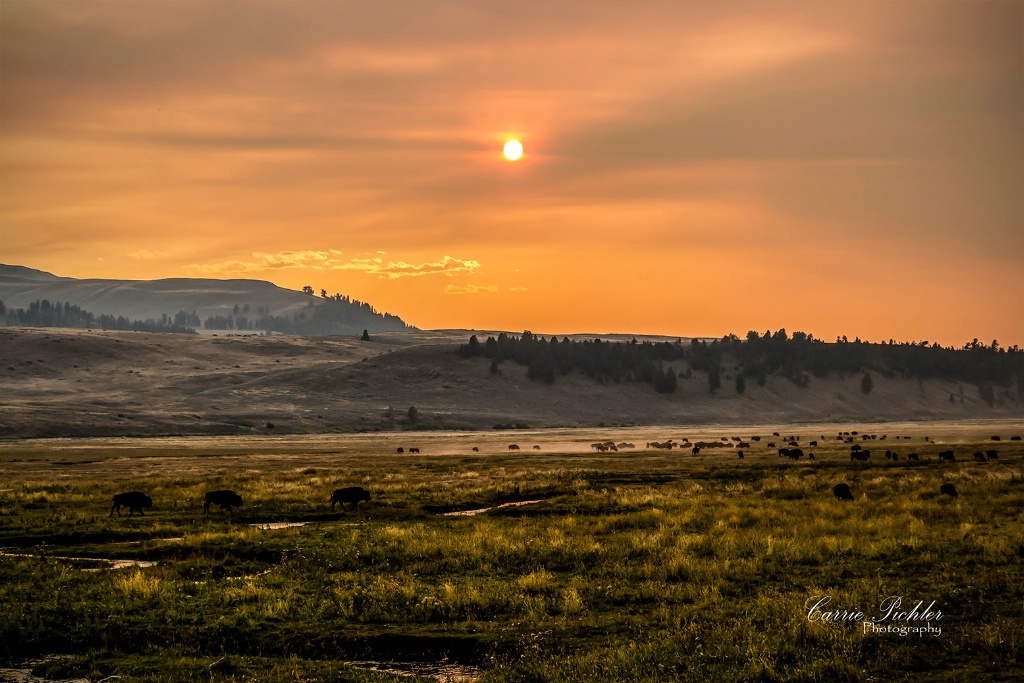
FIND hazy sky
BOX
[2,1,1022,345]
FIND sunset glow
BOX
[1,1,1021,345]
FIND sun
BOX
[503,139,523,161]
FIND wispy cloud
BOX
[445,284,498,295]
[336,255,480,279]
[184,251,480,280]
[127,249,165,260]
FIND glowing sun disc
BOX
[503,139,523,161]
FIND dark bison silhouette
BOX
[204,490,243,514]
[110,491,152,517]
[940,483,959,498]
[833,483,854,501]
[508,444,520,451]
[986,450,998,460]
[938,450,955,462]
[331,486,371,512]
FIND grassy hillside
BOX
[0,265,413,334]
[1,328,1020,439]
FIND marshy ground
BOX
[1,422,1022,682]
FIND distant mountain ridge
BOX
[0,264,414,334]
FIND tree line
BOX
[459,330,1023,396]
[1,300,197,334]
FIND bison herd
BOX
[109,486,372,518]
[104,431,1014,518]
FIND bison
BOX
[110,491,152,517]
[986,450,998,460]
[409,447,420,454]
[508,444,520,451]
[331,486,371,512]
[940,483,958,498]
[204,490,243,514]
[833,483,854,501]
[973,452,986,462]
[938,450,955,462]
[907,452,919,460]
[396,447,404,453]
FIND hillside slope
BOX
[0,265,412,333]
[1,328,1019,438]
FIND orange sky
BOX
[2,1,1022,346]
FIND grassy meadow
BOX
[1,425,1022,682]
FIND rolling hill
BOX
[0,264,413,333]
[1,327,1020,438]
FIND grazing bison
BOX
[808,453,815,460]
[833,483,854,501]
[809,440,818,447]
[907,452,919,461]
[204,490,243,514]
[788,448,804,459]
[110,491,152,517]
[409,447,420,454]
[737,450,744,459]
[533,445,541,450]
[851,451,870,462]
[938,450,955,462]
[991,436,1002,441]
[331,486,371,512]
[940,483,958,498]
[973,452,986,462]
[1011,436,1021,441]
[508,444,520,451]
[986,450,998,460]
[396,447,404,453]
[472,447,480,452]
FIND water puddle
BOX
[0,668,88,683]
[249,521,308,530]
[0,550,155,570]
[442,500,542,517]
[348,660,481,682]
